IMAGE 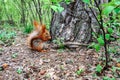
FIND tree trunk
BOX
[50,0,93,44]
[20,0,26,26]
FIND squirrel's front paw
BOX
[41,49,47,52]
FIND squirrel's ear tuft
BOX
[41,24,46,32]
[33,21,39,29]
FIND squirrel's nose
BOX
[49,36,51,39]
[48,36,51,40]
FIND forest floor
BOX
[0,29,120,80]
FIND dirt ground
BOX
[0,32,120,80]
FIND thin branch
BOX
[89,7,101,27]
[94,0,101,14]
[94,0,109,69]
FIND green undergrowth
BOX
[0,24,16,46]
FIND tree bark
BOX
[50,0,92,44]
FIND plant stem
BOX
[101,26,109,69]
[94,0,109,68]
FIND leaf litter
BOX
[0,31,120,80]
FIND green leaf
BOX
[82,0,90,4]
[105,34,110,40]
[17,68,22,74]
[107,28,113,34]
[51,0,63,3]
[114,7,120,13]
[103,76,110,80]
[88,42,95,48]
[111,66,117,72]
[0,67,3,71]
[65,0,71,4]
[94,44,101,52]
[12,53,18,58]
[97,37,104,46]
[92,32,97,38]
[50,0,58,3]
[58,6,64,13]
[103,76,116,80]
[114,1,120,5]
[51,5,58,12]
[51,4,64,13]
[102,6,115,16]
[96,64,103,73]
[117,68,120,70]
[76,69,84,75]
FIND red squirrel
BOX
[27,21,51,52]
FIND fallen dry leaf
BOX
[116,63,120,68]
[2,63,9,69]
[39,70,46,75]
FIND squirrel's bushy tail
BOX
[27,21,51,52]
